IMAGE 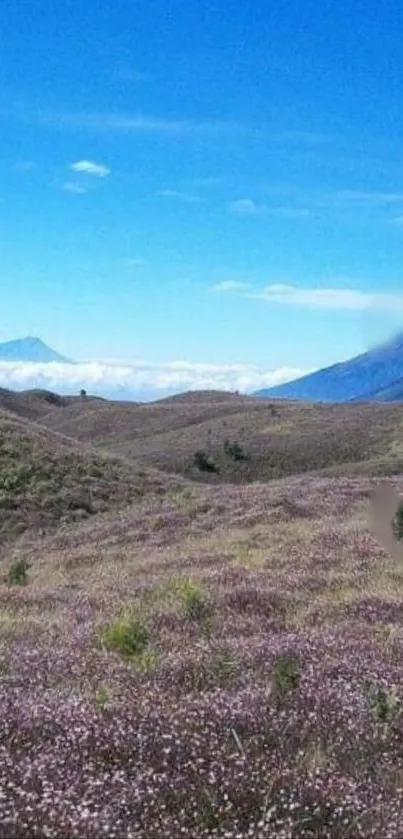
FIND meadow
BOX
[1,388,403,837]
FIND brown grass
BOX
[30,392,403,482]
[0,407,183,546]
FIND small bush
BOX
[224,440,246,461]
[193,450,219,473]
[393,501,403,540]
[7,558,31,586]
[178,579,211,621]
[363,679,399,722]
[101,613,149,659]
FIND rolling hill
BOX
[33,388,403,483]
[2,383,403,551]
[0,405,182,544]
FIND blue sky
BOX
[2,0,403,396]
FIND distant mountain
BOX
[0,337,73,363]
[350,376,403,403]
[256,331,403,403]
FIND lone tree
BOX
[80,389,87,399]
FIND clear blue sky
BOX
[2,0,403,391]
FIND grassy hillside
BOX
[1,464,403,837]
[38,392,403,482]
[0,408,182,544]
[2,388,403,834]
[0,386,105,422]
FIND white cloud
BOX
[122,258,147,268]
[4,109,333,144]
[229,199,259,215]
[70,160,110,178]
[53,113,250,136]
[216,280,403,312]
[0,359,314,399]
[228,202,311,219]
[156,189,205,204]
[213,280,252,292]
[258,286,403,311]
[62,182,88,194]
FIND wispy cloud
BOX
[69,160,110,178]
[213,280,252,292]
[0,359,314,398]
[228,198,311,219]
[229,199,259,215]
[184,176,229,188]
[122,258,147,268]
[5,108,331,144]
[215,281,403,311]
[49,113,251,136]
[61,182,88,194]
[156,189,205,204]
[331,190,403,205]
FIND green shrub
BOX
[101,613,149,659]
[224,440,246,461]
[178,579,211,621]
[193,450,219,473]
[7,558,31,586]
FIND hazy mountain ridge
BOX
[0,337,73,363]
[256,332,403,402]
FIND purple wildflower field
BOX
[2,472,403,838]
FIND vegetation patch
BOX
[393,500,403,540]
[6,557,31,586]
[193,449,219,473]
[176,577,212,621]
[100,611,150,660]
[223,439,246,461]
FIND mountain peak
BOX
[0,337,73,364]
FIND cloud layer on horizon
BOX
[0,359,314,399]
